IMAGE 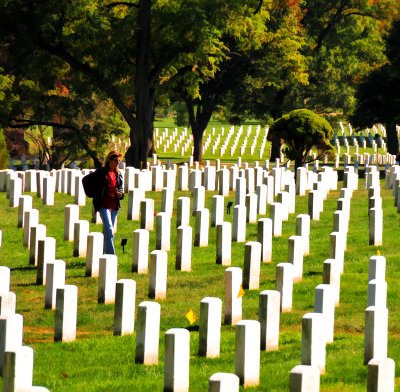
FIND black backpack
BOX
[82,171,96,198]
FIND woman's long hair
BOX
[104,151,122,173]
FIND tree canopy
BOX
[267,108,334,170]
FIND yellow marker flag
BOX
[185,309,197,325]
[376,250,381,256]
[237,285,245,298]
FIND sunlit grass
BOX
[0,175,399,391]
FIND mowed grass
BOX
[0,173,400,391]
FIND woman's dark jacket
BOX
[83,167,124,212]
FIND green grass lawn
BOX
[0,174,399,391]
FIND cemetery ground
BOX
[0,174,400,391]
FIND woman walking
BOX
[83,151,124,255]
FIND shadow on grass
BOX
[303,270,320,276]
[11,266,37,272]
[186,325,199,332]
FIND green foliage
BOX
[0,128,9,169]
[298,0,398,115]
[268,108,334,167]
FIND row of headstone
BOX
[0,266,50,391]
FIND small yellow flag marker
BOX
[185,309,197,325]
[237,285,245,298]
[376,250,381,256]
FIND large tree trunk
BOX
[386,121,399,156]
[185,98,214,163]
[125,0,154,168]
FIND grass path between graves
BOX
[0,178,399,391]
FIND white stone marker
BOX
[242,241,261,290]
[23,209,39,248]
[114,279,136,336]
[64,204,79,241]
[256,184,267,215]
[54,285,78,342]
[224,267,243,325]
[156,212,171,252]
[296,214,310,256]
[308,191,321,220]
[192,185,205,215]
[216,222,231,266]
[276,263,294,312]
[3,346,34,392]
[176,225,192,271]
[161,187,174,217]
[98,255,118,304]
[176,196,191,228]
[301,313,326,374]
[368,255,386,282]
[329,232,345,274]
[277,191,289,221]
[211,195,224,228]
[199,297,222,358]
[43,176,55,205]
[367,358,395,392]
[135,301,161,365]
[322,259,341,306]
[0,265,11,294]
[178,165,189,191]
[45,260,66,310]
[259,290,280,351]
[218,168,230,196]
[264,175,274,204]
[364,306,388,364]
[29,224,47,265]
[296,167,308,196]
[205,166,217,192]
[189,169,202,192]
[0,314,23,375]
[288,235,304,282]
[149,250,168,299]
[245,193,258,223]
[164,328,190,392]
[0,293,16,317]
[232,205,246,242]
[208,373,240,392]
[140,199,154,231]
[73,220,89,257]
[367,279,387,308]
[127,189,141,220]
[194,208,209,247]
[257,218,272,263]
[9,177,22,208]
[74,175,86,206]
[270,202,283,237]
[85,232,104,277]
[24,170,37,192]
[36,237,56,285]
[314,284,335,344]
[290,365,320,392]
[151,165,163,191]
[132,229,149,273]
[235,177,247,207]
[235,320,260,387]
[369,208,383,246]
[17,195,32,228]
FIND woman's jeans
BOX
[99,208,118,255]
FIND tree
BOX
[267,108,334,171]
[350,19,400,155]
[297,0,399,115]
[170,0,308,162]
[0,0,258,168]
